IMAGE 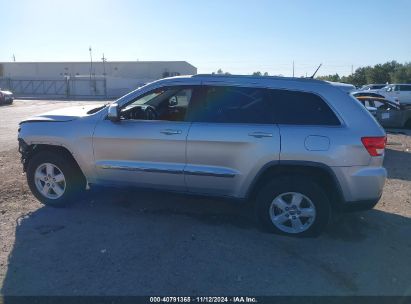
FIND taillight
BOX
[361,136,386,156]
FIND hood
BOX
[20,105,103,123]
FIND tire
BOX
[255,176,331,237]
[26,150,86,207]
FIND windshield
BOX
[128,91,165,107]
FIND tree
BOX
[364,62,398,84]
[213,69,230,75]
[342,66,369,87]
[252,71,262,76]
[390,63,411,83]
[317,73,341,82]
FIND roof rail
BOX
[192,74,326,84]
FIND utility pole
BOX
[292,61,295,77]
[351,65,354,75]
[89,46,93,81]
[101,53,107,76]
[12,54,16,62]
[102,53,107,97]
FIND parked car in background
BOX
[0,88,14,104]
[380,84,411,105]
[358,84,387,91]
[352,92,386,99]
[355,94,411,129]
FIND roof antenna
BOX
[309,63,322,79]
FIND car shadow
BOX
[1,188,411,296]
[384,148,411,181]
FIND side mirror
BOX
[169,96,178,107]
[108,103,120,122]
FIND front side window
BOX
[385,85,394,92]
[188,86,272,124]
[268,89,341,125]
[120,86,196,122]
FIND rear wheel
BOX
[255,176,331,237]
[27,151,86,207]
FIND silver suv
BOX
[18,75,387,236]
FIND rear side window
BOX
[399,85,411,91]
[268,89,340,125]
[189,86,272,124]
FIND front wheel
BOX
[255,176,331,237]
[27,151,86,207]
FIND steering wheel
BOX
[144,105,158,120]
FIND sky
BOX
[1,0,410,77]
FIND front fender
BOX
[18,119,97,181]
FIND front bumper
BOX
[2,95,14,103]
[18,138,33,172]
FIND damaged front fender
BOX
[18,138,35,172]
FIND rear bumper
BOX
[332,166,386,205]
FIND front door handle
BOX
[249,132,273,138]
[160,129,182,135]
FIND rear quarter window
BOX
[268,89,340,125]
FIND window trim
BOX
[186,85,343,126]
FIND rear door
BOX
[184,85,280,198]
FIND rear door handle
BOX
[249,132,273,138]
[160,129,182,135]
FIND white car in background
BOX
[380,84,411,105]
[359,84,387,91]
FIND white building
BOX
[0,61,197,98]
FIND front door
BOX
[93,86,200,191]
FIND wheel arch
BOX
[246,161,344,209]
[19,140,87,184]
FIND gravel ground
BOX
[0,100,411,296]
